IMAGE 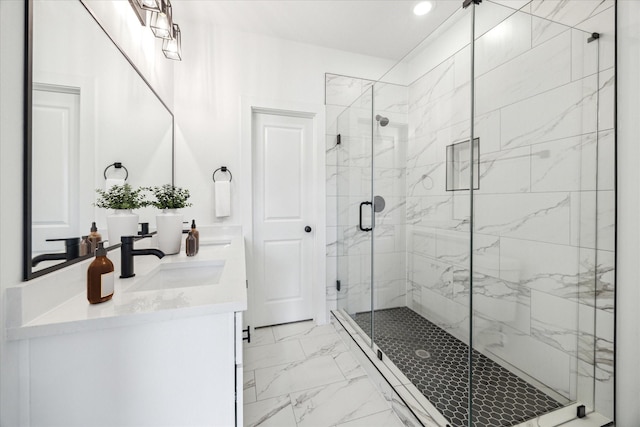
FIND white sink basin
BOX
[127,260,225,292]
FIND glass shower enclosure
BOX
[332,1,614,426]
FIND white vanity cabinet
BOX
[26,311,243,426]
[7,238,247,427]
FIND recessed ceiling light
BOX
[413,1,433,16]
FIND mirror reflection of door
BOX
[32,84,80,259]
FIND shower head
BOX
[375,115,389,127]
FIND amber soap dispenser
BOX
[88,221,102,253]
[190,219,200,254]
[87,241,114,304]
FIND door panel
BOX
[32,85,80,253]
[264,240,302,301]
[263,126,303,220]
[252,111,314,327]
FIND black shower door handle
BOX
[359,201,372,232]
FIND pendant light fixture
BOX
[129,0,182,61]
[135,0,164,13]
[162,24,182,61]
[150,0,173,39]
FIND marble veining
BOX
[409,58,455,110]
[532,14,571,47]
[530,0,613,29]
[406,134,438,169]
[501,74,598,149]
[291,376,390,427]
[244,395,297,427]
[477,146,532,194]
[474,193,571,243]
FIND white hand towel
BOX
[215,181,231,217]
[105,178,125,190]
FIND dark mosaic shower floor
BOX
[353,307,563,427]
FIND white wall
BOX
[615,1,640,424]
[82,0,175,109]
[172,20,397,226]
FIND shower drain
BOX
[415,349,431,359]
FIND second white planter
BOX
[156,209,183,255]
[106,209,139,246]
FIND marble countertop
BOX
[6,236,247,341]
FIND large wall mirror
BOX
[24,0,174,280]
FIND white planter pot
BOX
[106,209,139,246]
[156,209,183,255]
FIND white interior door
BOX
[32,84,80,253]
[252,110,315,327]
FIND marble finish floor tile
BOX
[244,370,256,404]
[272,320,338,342]
[333,351,366,380]
[334,409,405,427]
[299,331,348,358]
[244,339,306,371]
[244,395,297,427]
[243,320,401,427]
[255,354,346,400]
[290,376,393,427]
[244,326,276,348]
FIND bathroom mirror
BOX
[24,0,174,279]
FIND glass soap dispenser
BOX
[88,221,102,253]
[80,235,92,256]
[87,241,114,304]
[190,219,199,254]
[185,231,197,257]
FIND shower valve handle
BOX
[359,201,372,232]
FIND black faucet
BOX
[120,235,165,278]
[31,237,81,267]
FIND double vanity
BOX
[6,233,247,426]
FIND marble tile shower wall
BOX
[406,1,615,418]
[325,74,409,317]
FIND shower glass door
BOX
[336,84,375,338]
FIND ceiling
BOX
[175,1,463,60]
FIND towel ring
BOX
[212,166,232,182]
[103,162,129,181]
